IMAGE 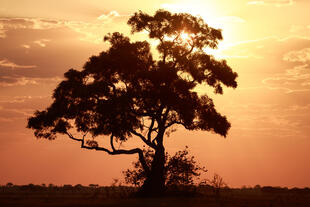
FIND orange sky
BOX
[1,0,310,188]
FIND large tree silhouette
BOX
[27,10,238,196]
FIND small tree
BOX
[123,147,208,187]
[27,9,237,196]
[205,173,227,196]
[6,182,13,187]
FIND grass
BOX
[1,184,310,207]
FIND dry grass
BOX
[1,185,310,207]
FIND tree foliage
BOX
[123,147,207,187]
[27,9,238,195]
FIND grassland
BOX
[1,184,310,207]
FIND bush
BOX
[123,146,208,187]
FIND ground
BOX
[1,185,310,207]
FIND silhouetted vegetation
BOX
[27,9,238,196]
[1,184,309,207]
[204,173,227,196]
[123,146,207,188]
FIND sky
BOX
[1,0,310,188]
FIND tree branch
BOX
[165,120,186,129]
[147,117,155,142]
[110,135,116,151]
[131,129,156,149]
[65,131,150,174]
[66,132,83,142]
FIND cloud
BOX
[0,107,29,120]
[0,76,62,87]
[223,36,310,93]
[262,63,310,93]
[0,24,6,38]
[33,39,51,47]
[0,95,34,104]
[64,16,129,44]
[0,95,51,112]
[0,16,114,81]
[0,18,63,29]
[288,25,310,38]
[217,35,310,108]
[218,36,276,59]
[0,95,52,137]
[222,100,310,139]
[0,17,64,41]
[0,14,128,44]
[220,36,310,62]
[0,76,38,87]
[283,48,310,63]
[97,11,120,21]
[63,21,107,44]
[21,44,30,49]
[0,18,63,37]
[0,59,36,69]
[247,0,295,6]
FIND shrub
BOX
[123,146,208,187]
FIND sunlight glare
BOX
[161,2,220,29]
[180,31,189,41]
[161,2,229,59]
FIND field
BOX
[1,185,310,207]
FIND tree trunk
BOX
[139,145,166,197]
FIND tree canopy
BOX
[27,9,238,196]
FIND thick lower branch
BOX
[65,131,150,174]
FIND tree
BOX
[205,173,227,196]
[27,9,238,196]
[123,146,208,187]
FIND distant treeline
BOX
[1,183,137,196]
[2,183,310,194]
[1,183,310,207]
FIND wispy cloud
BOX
[283,48,310,63]
[262,64,310,93]
[0,59,36,69]
[218,36,310,61]
[0,18,63,40]
[0,76,62,87]
[33,39,51,47]
[0,76,38,87]
[97,11,120,21]
[0,13,129,44]
[247,0,295,7]
[224,101,309,139]
[0,17,63,32]
[0,24,6,38]
[21,44,31,49]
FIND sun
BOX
[180,31,190,42]
[158,2,232,59]
[160,2,228,59]
[162,31,193,46]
